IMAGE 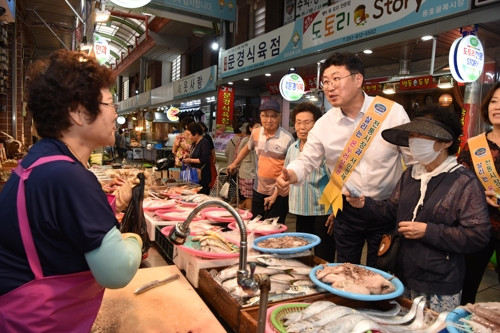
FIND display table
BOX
[91,265,227,332]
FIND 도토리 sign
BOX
[449,34,485,83]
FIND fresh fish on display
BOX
[268,265,312,276]
[315,263,396,295]
[282,301,336,326]
[256,256,311,268]
[316,313,370,333]
[211,264,293,282]
[285,306,359,333]
[363,296,425,325]
[244,292,307,307]
[292,279,316,287]
[257,235,309,249]
[357,300,402,317]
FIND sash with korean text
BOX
[319,96,395,215]
[467,133,500,194]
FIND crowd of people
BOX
[1,47,499,330]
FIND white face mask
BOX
[409,137,442,165]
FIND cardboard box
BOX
[197,255,326,333]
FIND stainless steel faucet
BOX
[167,200,270,333]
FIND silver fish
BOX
[317,313,369,333]
[256,257,312,267]
[286,306,357,332]
[283,301,336,326]
[364,296,425,325]
[245,292,307,307]
[357,300,401,317]
[214,264,293,282]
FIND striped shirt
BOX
[285,139,333,216]
[247,126,294,195]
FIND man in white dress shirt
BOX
[276,52,414,267]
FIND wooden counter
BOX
[91,265,227,333]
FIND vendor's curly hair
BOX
[27,49,116,138]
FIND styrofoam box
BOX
[144,211,177,241]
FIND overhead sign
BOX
[109,0,152,8]
[149,0,236,21]
[221,0,469,78]
[449,35,484,83]
[173,65,217,100]
[93,34,110,65]
[362,77,388,95]
[295,0,329,20]
[280,73,305,101]
[399,75,437,90]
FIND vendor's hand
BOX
[113,180,133,213]
[121,232,143,249]
[325,213,335,235]
[485,190,500,208]
[398,221,427,240]
[276,168,290,197]
[227,162,238,174]
[264,191,278,210]
[345,193,365,209]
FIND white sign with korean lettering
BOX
[295,0,329,20]
[173,65,217,99]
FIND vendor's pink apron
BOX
[0,156,105,333]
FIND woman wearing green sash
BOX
[458,82,500,304]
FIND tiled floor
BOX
[143,212,500,303]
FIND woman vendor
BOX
[0,50,142,331]
[346,105,490,312]
[183,122,212,195]
[458,82,500,304]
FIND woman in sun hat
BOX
[346,104,490,312]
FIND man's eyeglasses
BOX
[320,73,358,89]
[295,120,314,126]
[261,114,279,120]
[99,102,119,111]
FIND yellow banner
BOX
[320,96,395,215]
[468,133,500,193]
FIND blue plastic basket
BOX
[446,308,473,333]
[252,232,321,254]
[309,263,404,301]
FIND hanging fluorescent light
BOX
[363,50,373,54]
[437,76,454,89]
[382,83,396,94]
[421,35,433,41]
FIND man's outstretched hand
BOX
[276,167,291,197]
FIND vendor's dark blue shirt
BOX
[0,138,118,295]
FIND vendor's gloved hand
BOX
[121,232,143,249]
[113,179,133,213]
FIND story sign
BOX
[221,0,469,78]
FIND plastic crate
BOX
[446,308,472,333]
[155,225,175,261]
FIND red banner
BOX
[216,85,235,135]
[303,75,318,90]
[362,77,387,95]
[399,75,437,91]
[266,82,280,95]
